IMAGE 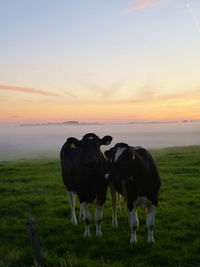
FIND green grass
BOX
[0,146,200,267]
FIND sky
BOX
[0,0,200,124]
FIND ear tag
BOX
[70,143,76,149]
[132,154,135,160]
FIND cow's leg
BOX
[146,204,157,244]
[67,191,77,225]
[80,202,91,238]
[79,205,84,222]
[95,204,103,237]
[126,203,131,224]
[109,184,118,227]
[130,207,139,245]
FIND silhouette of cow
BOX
[105,143,161,244]
[60,133,112,237]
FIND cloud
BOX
[125,88,200,105]
[124,0,160,13]
[86,81,124,99]
[120,85,157,103]
[0,84,58,96]
[12,115,20,118]
[186,0,200,33]
[0,97,7,102]
[58,88,78,99]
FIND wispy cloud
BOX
[0,84,58,96]
[124,88,200,105]
[86,81,124,99]
[124,0,160,13]
[116,84,157,103]
[58,88,78,99]
[0,96,8,102]
[186,0,200,33]
[12,115,20,118]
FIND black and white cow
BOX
[105,143,161,244]
[60,133,112,237]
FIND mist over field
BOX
[0,122,200,161]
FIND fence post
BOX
[26,217,43,266]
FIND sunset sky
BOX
[1,0,200,123]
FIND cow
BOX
[60,133,113,238]
[104,143,161,244]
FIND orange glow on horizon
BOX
[1,97,200,124]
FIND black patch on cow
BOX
[60,133,113,205]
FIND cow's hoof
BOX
[112,220,118,228]
[130,239,137,245]
[84,233,91,239]
[71,218,78,225]
[147,237,155,244]
[96,231,103,238]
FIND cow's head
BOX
[104,143,136,181]
[67,133,113,168]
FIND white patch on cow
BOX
[129,197,157,244]
[114,147,126,162]
[134,196,151,210]
[95,205,103,237]
[146,204,157,244]
[80,202,91,238]
[84,225,90,238]
[67,191,77,225]
[132,197,157,244]
[130,208,139,245]
[105,173,109,179]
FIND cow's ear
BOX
[67,137,80,148]
[100,135,113,146]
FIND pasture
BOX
[0,146,200,267]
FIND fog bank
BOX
[0,122,200,161]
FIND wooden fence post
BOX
[26,217,43,266]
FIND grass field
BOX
[0,146,200,267]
